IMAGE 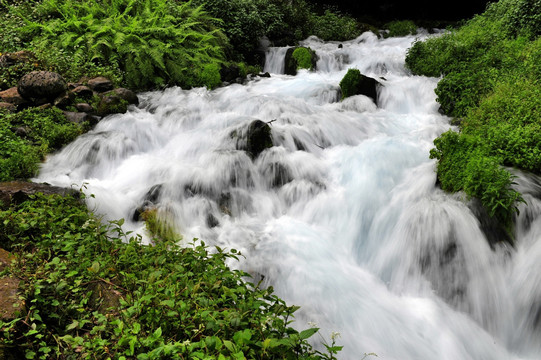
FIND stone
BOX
[97,93,128,116]
[71,85,94,99]
[0,87,27,106]
[284,46,318,76]
[17,71,67,101]
[0,277,22,321]
[75,103,94,113]
[53,91,74,109]
[339,69,380,104]
[220,63,241,83]
[109,87,138,105]
[0,50,34,68]
[0,181,80,208]
[87,76,113,92]
[63,111,92,124]
[245,120,273,159]
[0,102,16,113]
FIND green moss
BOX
[292,47,314,70]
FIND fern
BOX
[20,0,227,90]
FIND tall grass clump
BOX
[405,0,540,233]
[8,0,226,90]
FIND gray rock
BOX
[87,76,113,92]
[75,103,94,113]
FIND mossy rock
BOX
[339,68,380,104]
[284,47,318,75]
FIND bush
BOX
[0,193,339,359]
[308,9,362,41]
[0,107,83,181]
[384,20,417,37]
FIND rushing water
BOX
[36,32,541,359]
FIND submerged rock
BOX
[238,120,273,159]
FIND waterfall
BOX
[36,33,541,360]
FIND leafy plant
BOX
[0,193,341,359]
[384,20,417,37]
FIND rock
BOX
[133,185,163,221]
[0,50,34,68]
[63,111,92,124]
[87,76,113,92]
[75,103,94,113]
[0,276,22,321]
[88,281,123,315]
[71,85,94,99]
[0,102,16,113]
[206,213,220,228]
[53,91,74,109]
[13,127,29,138]
[339,68,380,104]
[0,87,28,107]
[220,63,241,83]
[97,94,128,116]
[258,72,271,78]
[0,181,80,208]
[108,88,138,105]
[17,71,67,101]
[284,47,318,76]
[0,248,14,272]
[235,120,273,159]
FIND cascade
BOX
[36,32,541,359]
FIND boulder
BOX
[63,111,92,124]
[71,85,94,99]
[75,103,94,113]
[87,76,113,92]
[17,71,67,101]
[96,94,128,116]
[284,47,318,76]
[0,102,16,113]
[53,91,74,109]
[235,120,273,159]
[0,181,79,208]
[0,50,34,68]
[108,87,138,105]
[0,87,28,107]
[339,68,380,104]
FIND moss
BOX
[292,47,314,70]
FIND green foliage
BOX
[339,68,363,99]
[308,9,362,41]
[0,193,340,359]
[429,131,523,228]
[406,0,540,225]
[0,107,83,181]
[198,62,222,90]
[292,47,314,70]
[384,20,417,37]
[5,0,226,90]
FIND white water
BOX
[36,32,541,359]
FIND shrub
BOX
[308,9,361,41]
[0,193,339,359]
[384,20,417,37]
[0,107,82,181]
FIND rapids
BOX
[36,32,541,359]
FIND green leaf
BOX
[299,327,319,340]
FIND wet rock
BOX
[238,120,273,159]
[219,192,232,216]
[0,102,16,113]
[258,72,271,78]
[284,46,318,75]
[0,181,79,209]
[133,185,163,221]
[339,69,380,104]
[17,71,67,101]
[468,198,513,247]
[220,63,241,83]
[206,213,220,228]
[145,184,163,203]
[71,85,94,99]
[87,76,113,92]
[265,162,293,188]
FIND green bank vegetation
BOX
[0,193,344,359]
[405,0,540,236]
